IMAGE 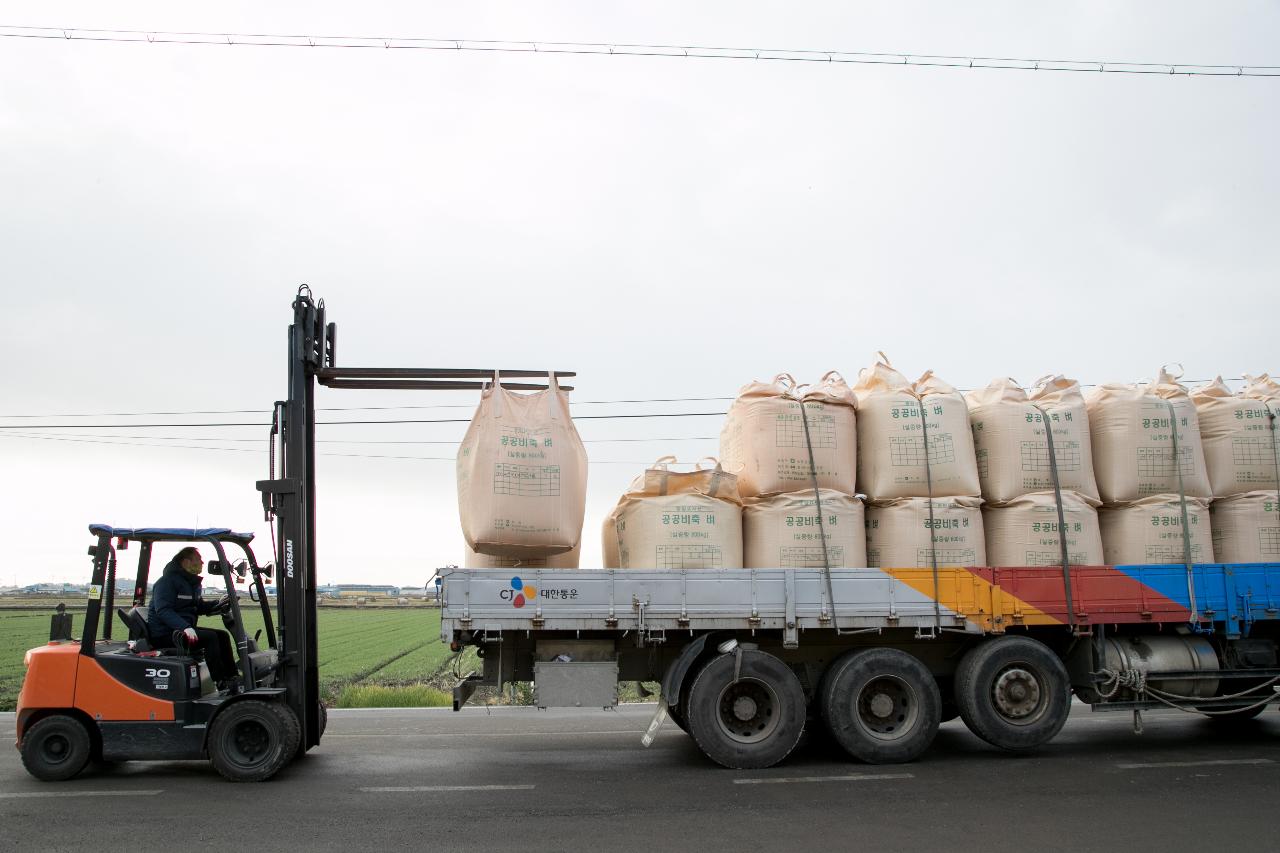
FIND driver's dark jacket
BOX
[147,558,218,642]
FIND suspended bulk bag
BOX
[719,372,857,498]
[967,376,1099,504]
[1098,495,1212,565]
[612,457,743,569]
[982,491,1104,568]
[742,490,867,568]
[1210,491,1280,563]
[465,541,581,569]
[1085,367,1210,503]
[456,373,588,557]
[1192,376,1280,497]
[864,496,986,568]
[853,355,980,500]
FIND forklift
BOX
[16,525,294,781]
[16,285,569,781]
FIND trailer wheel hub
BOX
[732,696,759,721]
[854,675,919,739]
[868,693,894,718]
[993,667,1042,720]
[715,678,779,744]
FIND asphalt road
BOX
[2,703,1278,852]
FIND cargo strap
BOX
[916,400,944,633]
[1032,404,1076,629]
[1165,401,1200,624]
[798,400,844,633]
[1268,405,1280,529]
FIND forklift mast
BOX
[256,286,572,751]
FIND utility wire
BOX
[0,395,736,419]
[0,432,718,444]
[0,411,730,430]
[0,379,1249,422]
[1,24,1276,77]
[0,431,672,464]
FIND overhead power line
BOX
[0,395,735,419]
[0,431,677,464]
[0,432,719,445]
[2,24,1276,77]
[0,411,729,430]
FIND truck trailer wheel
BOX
[20,715,93,782]
[208,700,301,782]
[956,637,1070,751]
[821,648,941,764]
[685,649,806,769]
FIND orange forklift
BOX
[16,287,564,782]
[15,524,308,782]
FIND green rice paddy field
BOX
[0,606,460,711]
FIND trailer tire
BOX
[821,648,940,764]
[956,637,1070,751]
[208,700,300,782]
[685,649,806,769]
[20,715,93,782]
[666,701,689,733]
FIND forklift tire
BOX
[685,649,806,769]
[20,715,93,782]
[208,700,300,782]
[955,637,1070,751]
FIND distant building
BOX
[323,584,401,598]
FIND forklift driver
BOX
[147,547,239,692]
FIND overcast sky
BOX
[1,2,1276,587]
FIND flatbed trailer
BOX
[261,288,1279,770]
[441,562,1280,768]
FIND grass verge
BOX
[334,683,452,708]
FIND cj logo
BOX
[500,576,538,608]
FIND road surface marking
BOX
[359,784,536,793]
[734,773,915,785]
[327,730,652,739]
[0,790,163,799]
[1116,758,1274,770]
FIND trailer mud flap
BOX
[641,699,669,747]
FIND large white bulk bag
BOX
[1210,491,1280,564]
[853,356,980,501]
[982,491,1104,568]
[743,490,867,568]
[456,374,588,557]
[967,376,1099,504]
[865,496,986,568]
[1192,376,1279,498]
[1085,368,1210,504]
[465,541,581,569]
[612,458,743,569]
[719,372,857,498]
[1098,495,1212,565]
[601,513,620,569]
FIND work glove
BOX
[182,627,200,648]
[215,595,233,614]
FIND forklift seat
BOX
[117,607,153,649]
